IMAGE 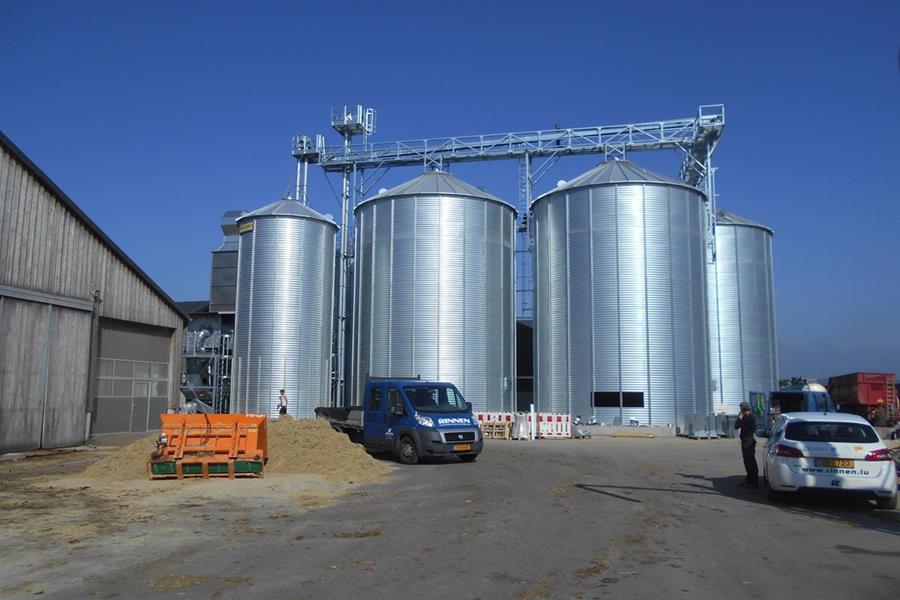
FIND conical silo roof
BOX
[359,170,516,212]
[533,158,703,206]
[715,208,773,234]
[237,199,337,227]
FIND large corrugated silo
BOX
[352,170,516,412]
[231,199,337,418]
[532,159,710,425]
[708,208,777,413]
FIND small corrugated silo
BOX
[231,199,337,418]
[708,208,777,413]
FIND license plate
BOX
[815,458,854,468]
[454,444,472,452]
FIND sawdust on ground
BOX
[267,417,392,483]
[78,416,391,483]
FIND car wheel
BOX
[767,485,785,503]
[397,436,418,465]
[875,494,897,510]
[459,454,477,463]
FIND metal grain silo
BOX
[231,199,337,418]
[708,209,777,413]
[532,159,710,425]
[352,170,516,412]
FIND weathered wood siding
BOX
[0,145,182,331]
[0,298,91,451]
[0,138,185,449]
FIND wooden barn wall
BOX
[0,145,182,331]
[0,143,185,449]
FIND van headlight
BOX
[415,413,434,428]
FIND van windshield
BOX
[785,421,879,444]
[403,386,468,413]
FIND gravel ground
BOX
[0,434,898,599]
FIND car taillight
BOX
[775,444,804,458]
[864,448,893,461]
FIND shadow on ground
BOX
[575,474,900,537]
[575,473,900,540]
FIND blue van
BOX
[316,378,483,464]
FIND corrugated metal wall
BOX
[352,194,516,412]
[0,141,183,449]
[708,220,777,413]
[232,213,336,418]
[533,183,709,425]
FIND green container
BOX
[150,461,263,476]
[150,462,177,475]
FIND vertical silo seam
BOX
[486,203,492,410]
[295,225,302,408]
[436,198,441,377]
[614,185,623,422]
[388,200,394,373]
[642,185,652,424]
[767,234,779,385]
[368,206,376,383]
[350,216,359,406]
[246,226,257,412]
[533,216,541,411]
[714,245,724,407]
[733,228,745,404]
[667,188,678,423]
[269,219,278,408]
[565,193,573,416]
[686,199,696,415]
[411,201,417,373]
[462,201,468,399]
[510,213,517,412]
[588,189,597,418]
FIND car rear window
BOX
[784,421,879,443]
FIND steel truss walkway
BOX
[292,104,725,405]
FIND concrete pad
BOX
[592,425,677,438]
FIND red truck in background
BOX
[827,372,898,426]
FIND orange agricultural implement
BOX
[148,414,268,480]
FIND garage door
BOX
[93,319,171,434]
[0,297,91,451]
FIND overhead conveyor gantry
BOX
[291,104,725,405]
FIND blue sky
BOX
[2,1,898,380]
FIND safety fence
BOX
[473,412,571,439]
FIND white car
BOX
[764,412,897,509]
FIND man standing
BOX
[734,401,758,488]
[278,389,288,416]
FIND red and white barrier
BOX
[474,411,570,439]
[474,412,514,425]
[536,413,571,438]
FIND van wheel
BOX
[397,437,418,465]
[875,495,897,510]
[459,455,477,463]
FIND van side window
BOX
[369,388,382,411]
[388,388,404,414]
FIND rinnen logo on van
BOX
[437,417,471,426]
